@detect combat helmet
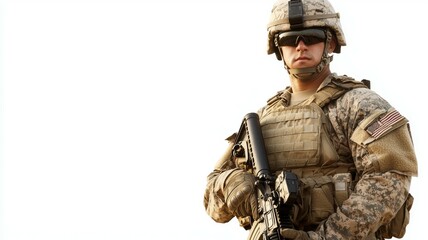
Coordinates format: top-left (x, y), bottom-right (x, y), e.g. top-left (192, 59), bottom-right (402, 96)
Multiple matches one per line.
top-left (267, 0), bottom-right (345, 79)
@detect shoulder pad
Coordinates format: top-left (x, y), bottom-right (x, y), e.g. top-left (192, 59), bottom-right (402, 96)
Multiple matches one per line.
top-left (267, 90), bottom-right (283, 105)
top-left (331, 75), bottom-right (369, 90)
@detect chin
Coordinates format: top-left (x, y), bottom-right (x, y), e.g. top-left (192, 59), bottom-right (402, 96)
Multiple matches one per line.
top-left (293, 63), bottom-right (315, 68)
top-left (293, 60), bottom-right (315, 67)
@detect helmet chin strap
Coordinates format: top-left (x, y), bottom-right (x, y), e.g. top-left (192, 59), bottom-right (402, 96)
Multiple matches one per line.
top-left (281, 30), bottom-right (334, 81)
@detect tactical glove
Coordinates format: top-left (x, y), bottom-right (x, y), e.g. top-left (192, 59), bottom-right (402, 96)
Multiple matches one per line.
top-left (215, 169), bottom-right (259, 220)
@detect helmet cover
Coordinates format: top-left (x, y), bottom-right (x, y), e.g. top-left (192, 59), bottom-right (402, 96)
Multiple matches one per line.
top-left (267, 0), bottom-right (346, 56)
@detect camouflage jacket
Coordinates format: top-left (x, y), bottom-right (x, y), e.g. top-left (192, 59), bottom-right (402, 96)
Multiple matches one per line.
top-left (204, 73), bottom-right (418, 239)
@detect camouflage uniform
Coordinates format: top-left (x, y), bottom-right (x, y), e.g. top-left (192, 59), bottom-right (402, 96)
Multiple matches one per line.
top-left (204, 0), bottom-right (417, 239)
top-left (204, 74), bottom-right (417, 239)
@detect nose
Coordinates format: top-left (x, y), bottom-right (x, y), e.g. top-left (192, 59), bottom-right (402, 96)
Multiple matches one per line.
top-left (295, 36), bottom-right (308, 51)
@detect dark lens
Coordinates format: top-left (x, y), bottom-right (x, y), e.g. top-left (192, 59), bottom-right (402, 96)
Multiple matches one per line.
top-left (277, 36), bottom-right (299, 47)
top-left (277, 33), bottom-right (325, 47)
top-left (302, 36), bottom-right (324, 45)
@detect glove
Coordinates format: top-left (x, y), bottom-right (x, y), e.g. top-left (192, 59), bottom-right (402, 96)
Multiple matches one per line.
top-left (280, 228), bottom-right (311, 240)
top-left (215, 169), bottom-right (259, 220)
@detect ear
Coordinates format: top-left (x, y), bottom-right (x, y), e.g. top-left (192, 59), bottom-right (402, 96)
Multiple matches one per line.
top-left (328, 38), bottom-right (337, 53)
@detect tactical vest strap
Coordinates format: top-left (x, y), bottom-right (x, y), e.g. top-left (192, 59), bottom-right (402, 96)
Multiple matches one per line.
top-left (265, 75), bottom-right (369, 109)
top-left (309, 76), bottom-right (369, 108)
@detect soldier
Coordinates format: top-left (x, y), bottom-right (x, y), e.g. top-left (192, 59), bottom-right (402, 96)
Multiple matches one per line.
top-left (203, 0), bottom-right (418, 239)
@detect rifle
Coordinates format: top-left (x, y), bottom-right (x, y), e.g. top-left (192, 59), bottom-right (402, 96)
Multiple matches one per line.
top-left (232, 113), bottom-right (299, 240)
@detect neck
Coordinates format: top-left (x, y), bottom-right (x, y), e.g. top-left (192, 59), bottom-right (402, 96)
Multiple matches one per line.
top-left (290, 67), bottom-right (331, 92)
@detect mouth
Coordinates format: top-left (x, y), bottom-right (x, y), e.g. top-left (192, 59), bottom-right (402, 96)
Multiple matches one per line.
top-left (295, 56), bottom-right (310, 61)
top-left (293, 56), bottom-right (312, 66)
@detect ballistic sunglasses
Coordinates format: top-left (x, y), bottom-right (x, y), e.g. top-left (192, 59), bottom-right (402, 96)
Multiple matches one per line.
top-left (276, 29), bottom-right (326, 47)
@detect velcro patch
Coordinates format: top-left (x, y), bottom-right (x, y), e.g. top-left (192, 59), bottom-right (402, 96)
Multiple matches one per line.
top-left (366, 109), bottom-right (404, 139)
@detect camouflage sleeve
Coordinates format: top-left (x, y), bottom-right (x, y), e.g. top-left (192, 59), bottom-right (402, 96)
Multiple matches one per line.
top-left (315, 172), bottom-right (411, 239)
top-left (315, 88), bottom-right (417, 239)
top-left (203, 134), bottom-right (237, 223)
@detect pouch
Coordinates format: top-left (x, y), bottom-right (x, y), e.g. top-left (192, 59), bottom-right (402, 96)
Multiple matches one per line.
top-left (294, 176), bottom-right (335, 226)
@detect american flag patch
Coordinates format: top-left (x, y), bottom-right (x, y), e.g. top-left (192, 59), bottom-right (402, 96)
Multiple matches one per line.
top-left (366, 110), bottom-right (404, 139)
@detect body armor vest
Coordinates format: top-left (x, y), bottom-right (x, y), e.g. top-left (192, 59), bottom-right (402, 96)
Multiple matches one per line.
top-left (259, 75), bottom-right (368, 228)
top-left (260, 75), bottom-right (367, 177)
top-left (260, 102), bottom-right (341, 175)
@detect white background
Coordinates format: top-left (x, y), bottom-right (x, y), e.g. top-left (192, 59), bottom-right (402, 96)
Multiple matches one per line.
top-left (1, 0), bottom-right (426, 239)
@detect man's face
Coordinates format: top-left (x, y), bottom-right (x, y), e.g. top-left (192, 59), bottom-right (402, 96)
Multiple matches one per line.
top-left (275, 29), bottom-right (336, 70)
top-left (280, 40), bottom-right (325, 70)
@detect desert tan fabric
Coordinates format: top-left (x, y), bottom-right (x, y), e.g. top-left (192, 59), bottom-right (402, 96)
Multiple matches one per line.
top-left (204, 73), bottom-right (417, 239)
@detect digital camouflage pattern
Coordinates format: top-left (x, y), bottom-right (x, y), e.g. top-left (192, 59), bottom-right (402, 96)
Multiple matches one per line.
top-left (267, 0), bottom-right (346, 55)
top-left (310, 172), bottom-right (410, 239)
top-left (204, 74), bottom-right (417, 239)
